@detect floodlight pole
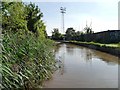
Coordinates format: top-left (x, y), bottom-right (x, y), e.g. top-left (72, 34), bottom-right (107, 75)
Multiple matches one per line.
top-left (60, 7), bottom-right (66, 41)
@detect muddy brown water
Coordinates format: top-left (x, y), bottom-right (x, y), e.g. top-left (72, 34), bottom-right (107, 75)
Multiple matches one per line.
top-left (44, 43), bottom-right (119, 88)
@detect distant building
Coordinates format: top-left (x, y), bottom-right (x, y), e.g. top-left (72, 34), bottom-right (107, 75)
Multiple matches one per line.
top-left (83, 30), bottom-right (120, 43)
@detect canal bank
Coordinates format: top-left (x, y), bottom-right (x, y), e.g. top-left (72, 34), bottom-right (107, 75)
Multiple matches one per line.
top-left (63, 41), bottom-right (120, 58)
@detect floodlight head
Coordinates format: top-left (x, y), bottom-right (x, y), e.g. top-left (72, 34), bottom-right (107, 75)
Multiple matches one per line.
top-left (60, 7), bottom-right (63, 10)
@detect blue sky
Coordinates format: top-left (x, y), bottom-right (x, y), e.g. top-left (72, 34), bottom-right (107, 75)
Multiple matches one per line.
top-left (23, 0), bottom-right (119, 35)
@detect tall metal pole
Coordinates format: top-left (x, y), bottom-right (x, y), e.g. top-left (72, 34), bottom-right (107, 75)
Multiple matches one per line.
top-left (118, 1), bottom-right (120, 30)
top-left (60, 7), bottom-right (66, 41)
top-left (62, 12), bottom-right (64, 35)
top-left (60, 7), bottom-right (66, 73)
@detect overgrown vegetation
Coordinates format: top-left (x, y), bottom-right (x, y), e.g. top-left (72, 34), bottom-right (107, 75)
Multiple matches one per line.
top-left (1, 1), bottom-right (55, 89)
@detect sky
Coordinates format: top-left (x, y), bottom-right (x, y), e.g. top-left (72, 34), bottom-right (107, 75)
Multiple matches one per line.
top-left (23, 0), bottom-right (119, 36)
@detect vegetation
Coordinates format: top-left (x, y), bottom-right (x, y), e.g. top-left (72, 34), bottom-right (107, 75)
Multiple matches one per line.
top-left (65, 28), bottom-right (76, 40)
top-left (1, 1), bottom-right (55, 89)
top-left (118, 42), bottom-right (120, 47)
top-left (70, 41), bottom-right (120, 48)
top-left (51, 26), bottom-right (120, 44)
top-left (52, 28), bottom-right (63, 40)
top-left (51, 27), bottom-right (93, 41)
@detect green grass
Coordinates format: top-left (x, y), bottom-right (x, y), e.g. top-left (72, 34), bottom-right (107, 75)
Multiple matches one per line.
top-left (2, 30), bottom-right (55, 89)
top-left (105, 44), bottom-right (119, 47)
top-left (70, 41), bottom-right (120, 48)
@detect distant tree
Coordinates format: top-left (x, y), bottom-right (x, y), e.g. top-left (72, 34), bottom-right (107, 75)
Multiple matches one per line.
top-left (74, 31), bottom-right (81, 41)
top-left (65, 27), bottom-right (76, 40)
top-left (52, 28), bottom-right (63, 40)
top-left (79, 32), bottom-right (85, 41)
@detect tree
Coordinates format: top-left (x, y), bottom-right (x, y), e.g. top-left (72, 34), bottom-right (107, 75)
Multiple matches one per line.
top-left (52, 28), bottom-right (62, 40)
top-left (25, 3), bottom-right (46, 38)
top-left (1, 2), bottom-right (47, 38)
top-left (2, 2), bottom-right (27, 32)
top-left (65, 27), bottom-right (76, 40)
top-left (74, 31), bottom-right (81, 41)
top-left (79, 32), bottom-right (85, 41)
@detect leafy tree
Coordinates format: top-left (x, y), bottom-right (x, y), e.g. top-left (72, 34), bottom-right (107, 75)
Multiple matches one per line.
top-left (74, 31), bottom-right (82, 41)
top-left (65, 27), bottom-right (76, 40)
top-left (25, 3), bottom-right (46, 38)
top-left (52, 28), bottom-right (63, 40)
top-left (1, 2), bottom-right (47, 38)
top-left (2, 2), bottom-right (27, 32)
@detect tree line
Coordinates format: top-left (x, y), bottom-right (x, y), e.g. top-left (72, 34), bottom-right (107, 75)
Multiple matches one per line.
top-left (51, 25), bottom-right (93, 41)
top-left (51, 27), bottom-right (120, 44)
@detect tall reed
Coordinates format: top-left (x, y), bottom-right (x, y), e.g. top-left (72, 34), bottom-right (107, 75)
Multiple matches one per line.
top-left (1, 30), bottom-right (55, 89)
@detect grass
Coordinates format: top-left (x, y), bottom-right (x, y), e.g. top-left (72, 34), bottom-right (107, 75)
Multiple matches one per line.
top-left (1, 30), bottom-right (56, 89)
top-left (105, 44), bottom-right (119, 47)
top-left (70, 41), bottom-right (120, 48)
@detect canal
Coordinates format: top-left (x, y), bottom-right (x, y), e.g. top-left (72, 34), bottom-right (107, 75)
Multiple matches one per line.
top-left (44, 43), bottom-right (119, 88)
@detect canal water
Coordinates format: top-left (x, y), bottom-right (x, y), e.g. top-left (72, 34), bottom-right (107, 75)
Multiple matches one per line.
top-left (44, 43), bottom-right (119, 88)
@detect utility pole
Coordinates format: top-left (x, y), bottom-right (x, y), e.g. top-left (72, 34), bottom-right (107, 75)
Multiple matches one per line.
top-left (117, 2), bottom-right (120, 88)
top-left (60, 7), bottom-right (66, 41)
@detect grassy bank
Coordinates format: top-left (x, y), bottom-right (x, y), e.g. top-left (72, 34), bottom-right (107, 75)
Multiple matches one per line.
top-left (2, 31), bottom-right (56, 89)
top-left (1, 2), bottom-right (56, 89)
top-left (65, 41), bottom-right (120, 57)
top-left (69, 41), bottom-right (120, 48)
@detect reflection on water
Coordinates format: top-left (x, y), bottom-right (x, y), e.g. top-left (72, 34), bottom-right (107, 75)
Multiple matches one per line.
top-left (44, 43), bottom-right (118, 88)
